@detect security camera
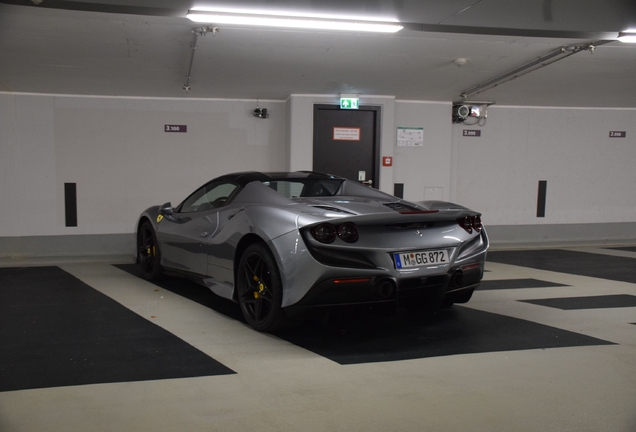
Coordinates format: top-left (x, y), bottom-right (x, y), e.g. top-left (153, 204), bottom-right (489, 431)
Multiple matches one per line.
top-left (452, 104), bottom-right (471, 122)
top-left (253, 108), bottom-right (269, 119)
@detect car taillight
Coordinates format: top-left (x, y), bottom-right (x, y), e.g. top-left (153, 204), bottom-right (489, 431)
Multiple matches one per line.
top-left (337, 222), bottom-right (359, 243)
top-left (458, 215), bottom-right (483, 234)
top-left (473, 215), bottom-right (482, 232)
top-left (310, 222), bottom-right (359, 244)
top-left (458, 216), bottom-right (473, 233)
top-left (311, 223), bottom-right (337, 243)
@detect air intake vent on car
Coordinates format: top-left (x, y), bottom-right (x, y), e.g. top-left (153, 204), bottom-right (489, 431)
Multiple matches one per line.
top-left (384, 202), bottom-right (440, 215)
top-left (384, 202), bottom-right (418, 212)
top-left (310, 205), bottom-right (356, 215)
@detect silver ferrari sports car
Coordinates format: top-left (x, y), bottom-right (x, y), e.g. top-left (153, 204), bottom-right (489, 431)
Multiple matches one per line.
top-left (136, 171), bottom-right (488, 332)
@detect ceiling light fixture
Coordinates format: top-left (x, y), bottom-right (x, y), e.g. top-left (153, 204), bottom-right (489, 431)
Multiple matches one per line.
top-left (617, 31), bottom-right (636, 43)
top-left (186, 10), bottom-right (403, 33)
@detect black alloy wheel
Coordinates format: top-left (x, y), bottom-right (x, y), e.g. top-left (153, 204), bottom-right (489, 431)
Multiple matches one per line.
top-left (237, 243), bottom-right (289, 332)
top-left (138, 221), bottom-right (163, 280)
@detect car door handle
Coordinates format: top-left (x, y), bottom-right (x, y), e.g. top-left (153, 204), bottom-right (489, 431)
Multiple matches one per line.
top-left (200, 231), bottom-right (209, 238)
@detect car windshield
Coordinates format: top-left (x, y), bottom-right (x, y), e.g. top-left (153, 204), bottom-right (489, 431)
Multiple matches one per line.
top-left (262, 179), bottom-right (343, 198)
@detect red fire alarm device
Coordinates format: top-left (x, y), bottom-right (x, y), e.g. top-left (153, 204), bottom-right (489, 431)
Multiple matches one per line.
top-left (382, 156), bottom-right (393, 167)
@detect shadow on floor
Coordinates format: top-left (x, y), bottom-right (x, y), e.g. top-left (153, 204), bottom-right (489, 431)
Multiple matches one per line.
top-left (116, 264), bottom-right (615, 365)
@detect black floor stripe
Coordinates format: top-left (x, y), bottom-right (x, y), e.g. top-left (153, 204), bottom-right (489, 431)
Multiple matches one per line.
top-left (480, 278), bottom-right (569, 290)
top-left (521, 294), bottom-right (636, 310)
top-left (0, 267), bottom-right (235, 393)
top-left (115, 264), bottom-right (245, 322)
top-left (609, 247), bottom-right (636, 253)
top-left (488, 249), bottom-right (636, 284)
top-left (117, 265), bottom-right (614, 366)
top-left (276, 307), bottom-right (614, 365)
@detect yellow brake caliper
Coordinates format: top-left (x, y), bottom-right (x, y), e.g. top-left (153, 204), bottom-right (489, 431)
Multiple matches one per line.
top-left (253, 275), bottom-right (265, 299)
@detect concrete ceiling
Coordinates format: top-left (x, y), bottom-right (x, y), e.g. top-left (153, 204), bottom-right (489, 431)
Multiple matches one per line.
top-left (1, 0), bottom-right (635, 107)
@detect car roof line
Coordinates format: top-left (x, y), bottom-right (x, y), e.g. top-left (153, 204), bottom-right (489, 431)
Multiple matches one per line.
top-left (217, 171), bottom-right (344, 186)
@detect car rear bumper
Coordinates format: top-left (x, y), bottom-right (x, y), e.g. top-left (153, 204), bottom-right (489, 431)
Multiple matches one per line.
top-left (283, 264), bottom-right (482, 318)
top-left (270, 227), bottom-right (488, 309)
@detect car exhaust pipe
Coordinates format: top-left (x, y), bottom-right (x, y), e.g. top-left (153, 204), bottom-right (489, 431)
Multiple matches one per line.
top-left (450, 270), bottom-right (465, 288)
top-left (374, 279), bottom-right (395, 298)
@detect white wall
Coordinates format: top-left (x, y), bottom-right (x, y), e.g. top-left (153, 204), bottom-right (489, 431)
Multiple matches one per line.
top-left (2, 92), bottom-right (635, 253)
top-left (453, 106), bottom-right (636, 226)
top-left (0, 94), bottom-right (58, 238)
top-left (393, 101), bottom-right (452, 202)
top-left (0, 93), bottom-right (287, 237)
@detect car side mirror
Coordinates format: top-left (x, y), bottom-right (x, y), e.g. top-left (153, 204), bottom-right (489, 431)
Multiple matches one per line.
top-left (159, 202), bottom-right (179, 222)
top-left (159, 202), bottom-right (174, 216)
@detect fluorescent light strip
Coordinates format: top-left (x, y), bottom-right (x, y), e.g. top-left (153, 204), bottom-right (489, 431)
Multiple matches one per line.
top-left (617, 31), bottom-right (636, 43)
top-left (186, 10), bottom-right (403, 33)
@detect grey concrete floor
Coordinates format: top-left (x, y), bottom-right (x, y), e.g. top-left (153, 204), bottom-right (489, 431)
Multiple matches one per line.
top-left (1, 247), bottom-right (635, 432)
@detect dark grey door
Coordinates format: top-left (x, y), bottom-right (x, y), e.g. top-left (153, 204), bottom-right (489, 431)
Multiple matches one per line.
top-left (313, 105), bottom-right (380, 186)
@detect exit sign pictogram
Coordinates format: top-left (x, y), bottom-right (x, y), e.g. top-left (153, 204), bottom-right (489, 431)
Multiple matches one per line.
top-left (340, 98), bottom-right (359, 109)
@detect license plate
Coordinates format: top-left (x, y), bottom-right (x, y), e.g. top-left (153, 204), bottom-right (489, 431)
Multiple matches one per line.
top-left (394, 249), bottom-right (449, 269)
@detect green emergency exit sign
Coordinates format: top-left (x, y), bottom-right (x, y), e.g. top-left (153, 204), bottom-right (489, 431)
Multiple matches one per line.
top-left (340, 97), bottom-right (359, 109)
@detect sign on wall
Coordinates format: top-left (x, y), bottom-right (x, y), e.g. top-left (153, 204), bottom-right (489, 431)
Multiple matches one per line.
top-left (396, 127), bottom-right (424, 147)
top-left (340, 97), bottom-right (359, 109)
top-left (165, 125), bottom-right (187, 133)
top-left (462, 129), bottom-right (481, 137)
top-left (333, 127), bottom-right (361, 141)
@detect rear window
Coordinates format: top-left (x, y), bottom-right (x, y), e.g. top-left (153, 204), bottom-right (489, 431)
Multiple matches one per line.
top-left (262, 179), bottom-right (343, 198)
